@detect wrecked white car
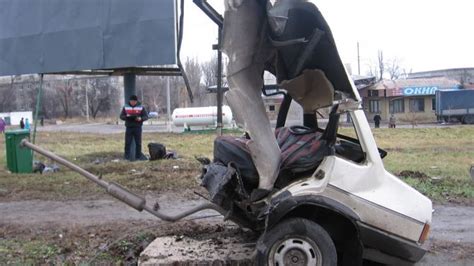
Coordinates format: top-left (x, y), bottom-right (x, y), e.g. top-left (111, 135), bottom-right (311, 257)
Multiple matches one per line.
top-left (21, 1), bottom-right (432, 265)
top-left (201, 0), bottom-right (433, 265)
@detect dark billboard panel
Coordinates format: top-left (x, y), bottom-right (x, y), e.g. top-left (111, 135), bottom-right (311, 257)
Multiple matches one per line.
top-left (0, 0), bottom-right (176, 76)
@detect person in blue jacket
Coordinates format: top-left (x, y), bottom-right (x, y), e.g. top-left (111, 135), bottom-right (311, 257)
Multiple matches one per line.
top-left (25, 118), bottom-right (31, 131)
top-left (120, 95), bottom-right (148, 161)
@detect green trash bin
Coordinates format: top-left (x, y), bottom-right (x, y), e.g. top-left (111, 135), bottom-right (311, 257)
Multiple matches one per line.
top-left (5, 130), bottom-right (33, 173)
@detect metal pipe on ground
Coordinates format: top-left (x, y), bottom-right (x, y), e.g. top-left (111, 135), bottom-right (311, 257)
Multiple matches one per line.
top-left (20, 139), bottom-right (225, 222)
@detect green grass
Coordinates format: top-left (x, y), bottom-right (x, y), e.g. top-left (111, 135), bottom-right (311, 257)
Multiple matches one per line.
top-left (0, 132), bottom-right (222, 201)
top-left (0, 127), bottom-right (473, 264)
top-left (370, 127), bottom-right (474, 181)
top-left (403, 177), bottom-right (474, 201)
top-left (0, 239), bottom-right (60, 264)
top-left (340, 126), bottom-right (474, 202)
top-left (0, 127), bottom-right (473, 202)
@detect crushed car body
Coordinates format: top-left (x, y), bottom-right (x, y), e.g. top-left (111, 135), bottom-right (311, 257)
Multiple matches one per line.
top-left (19, 1), bottom-right (433, 264)
top-left (200, 0), bottom-right (433, 264)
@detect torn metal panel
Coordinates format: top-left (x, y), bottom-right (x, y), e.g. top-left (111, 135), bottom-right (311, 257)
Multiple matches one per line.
top-left (225, 77), bottom-right (281, 191)
top-left (280, 69), bottom-right (335, 112)
top-left (223, 0), bottom-right (281, 191)
top-left (222, 0), bottom-right (270, 77)
top-left (221, 0), bottom-right (366, 192)
top-left (201, 163), bottom-right (236, 206)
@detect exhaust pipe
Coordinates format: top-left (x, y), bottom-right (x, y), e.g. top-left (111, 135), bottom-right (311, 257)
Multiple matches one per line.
top-left (21, 139), bottom-right (225, 222)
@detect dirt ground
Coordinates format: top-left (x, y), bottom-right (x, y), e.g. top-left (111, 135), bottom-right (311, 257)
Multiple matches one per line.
top-left (0, 191), bottom-right (228, 264)
top-left (1, 191), bottom-right (473, 265)
top-left (0, 128), bottom-right (472, 264)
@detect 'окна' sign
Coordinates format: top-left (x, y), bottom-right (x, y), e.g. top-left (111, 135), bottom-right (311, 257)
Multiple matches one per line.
top-left (403, 86), bottom-right (438, 96)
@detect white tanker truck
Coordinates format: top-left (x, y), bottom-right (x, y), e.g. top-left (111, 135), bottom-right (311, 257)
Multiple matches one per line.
top-left (171, 106), bottom-right (233, 130)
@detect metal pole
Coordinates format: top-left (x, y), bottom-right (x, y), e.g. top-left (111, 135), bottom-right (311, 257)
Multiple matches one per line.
top-left (85, 83), bottom-right (90, 122)
top-left (166, 77), bottom-right (172, 132)
top-left (32, 74), bottom-right (44, 145)
top-left (193, 0), bottom-right (224, 135)
top-left (216, 28), bottom-right (223, 136)
top-left (20, 139), bottom-right (225, 222)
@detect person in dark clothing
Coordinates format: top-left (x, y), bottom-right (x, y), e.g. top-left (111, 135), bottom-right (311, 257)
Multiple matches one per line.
top-left (120, 95), bottom-right (148, 161)
top-left (373, 114), bottom-right (382, 128)
top-left (19, 117), bottom-right (25, 129)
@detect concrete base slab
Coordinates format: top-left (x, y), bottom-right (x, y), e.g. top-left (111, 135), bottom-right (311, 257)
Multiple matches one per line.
top-left (139, 235), bottom-right (256, 265)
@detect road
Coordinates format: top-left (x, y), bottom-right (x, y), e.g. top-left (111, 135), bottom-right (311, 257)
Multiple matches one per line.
top-left (1, 196), bottom-right (472, 265)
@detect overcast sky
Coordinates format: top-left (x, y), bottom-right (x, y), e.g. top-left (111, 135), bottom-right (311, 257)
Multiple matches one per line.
top-left (181, 0), bottom-right (474, 75)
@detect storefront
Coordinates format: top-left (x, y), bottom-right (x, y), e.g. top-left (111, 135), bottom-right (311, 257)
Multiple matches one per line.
top-left (361, 78), bottom-right (460, 123)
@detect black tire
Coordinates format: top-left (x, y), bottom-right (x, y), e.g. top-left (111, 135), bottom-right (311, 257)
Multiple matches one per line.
top-left (256, 218), bottom-right (337, 266)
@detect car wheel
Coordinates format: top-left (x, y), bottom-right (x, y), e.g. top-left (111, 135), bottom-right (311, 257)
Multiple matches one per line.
top-left (256, 218), bottom-right (337, 266)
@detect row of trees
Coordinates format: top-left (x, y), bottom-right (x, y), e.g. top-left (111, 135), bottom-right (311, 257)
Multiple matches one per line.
top-left (0, 57), bottom-right (221, 120)
top-left (134, 56), bottom-right (221, 116)
top-left (366, 50), bottom-right (412, 81)
top-left (0, 75), bottom-right (122, 119)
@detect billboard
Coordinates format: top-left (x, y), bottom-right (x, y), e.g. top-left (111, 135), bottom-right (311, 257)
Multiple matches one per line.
top-left (0, 0), bottom-right (176, 76)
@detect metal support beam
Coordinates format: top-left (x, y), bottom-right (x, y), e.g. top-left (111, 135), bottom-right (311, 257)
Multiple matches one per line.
top-left (193, 0), bottom-right (223, 28)
top-left (215, 29), bottom-right (223, 136)
top-left (194, 0), bottom-right (224, 135)
top-left (32, 74), bottom-right (44, 145)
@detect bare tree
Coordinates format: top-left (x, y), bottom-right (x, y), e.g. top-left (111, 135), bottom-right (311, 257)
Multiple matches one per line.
top-left (201, 56), bottom-right (218, 89)
top-left (199, 57), bottom-right (222, 107)
top-left (366, 61), bottom-right (379, 79)
top-left (56, 80), bottom-right (74, 119)
top-left (184, 57), bottom-right (205, 107)
top-left (40, 86), bottom-right (62, 119)
top-left (377, 50), bottom-right (385, 81)
top-left (367, 51), bottom-right (407, 81)
top-left (86, 79), bottom-right (111, 119)
top-left (0, 76), bottom-right (17, 112)
top-left (387, 58), bottom-right (401, 80)
top-left (138, 75), bottom-right (185, 115)
top-left (137, 76), bottom-right (168, 113)
top-left (71, 78), bottom-right (120, 119)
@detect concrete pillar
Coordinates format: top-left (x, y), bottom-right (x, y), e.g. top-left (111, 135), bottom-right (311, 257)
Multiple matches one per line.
top-left (124, 73), bottom-right (136, 160)
top-left (124, 73), bottom-right (136, 103)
